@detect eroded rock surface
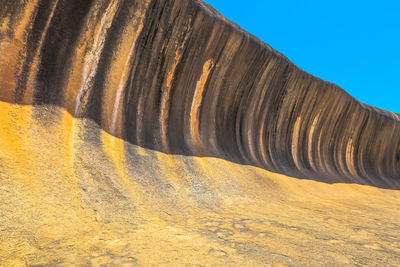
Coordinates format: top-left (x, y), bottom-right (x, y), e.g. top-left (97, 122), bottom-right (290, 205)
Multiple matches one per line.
top-left (0, 0), bottom-right (399, 265)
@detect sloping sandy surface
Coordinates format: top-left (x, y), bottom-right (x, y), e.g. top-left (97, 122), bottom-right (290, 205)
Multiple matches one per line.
top-left (1, 102), bottom-right (399, 266)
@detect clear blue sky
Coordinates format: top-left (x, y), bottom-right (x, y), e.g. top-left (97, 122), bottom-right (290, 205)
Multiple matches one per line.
top-left (205, 0), bottom-right (400, 113)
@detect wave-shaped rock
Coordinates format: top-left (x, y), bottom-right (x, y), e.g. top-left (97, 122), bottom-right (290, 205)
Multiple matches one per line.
top-left (2, 0), bottom-right (400, 265)
top-left (1, 0), bottom-right (399, 187)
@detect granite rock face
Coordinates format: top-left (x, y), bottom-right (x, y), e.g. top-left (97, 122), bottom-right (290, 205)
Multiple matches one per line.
top-left (1, 0), bottom-right (400, 265)
top-left (1, 0), bottom-right (399, 187)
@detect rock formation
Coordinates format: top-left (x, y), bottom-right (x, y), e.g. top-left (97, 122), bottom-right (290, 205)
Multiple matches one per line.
top-left (1, 0), bottom-right (399, 187)
top-left (1, 0), bottom-right (399, 265)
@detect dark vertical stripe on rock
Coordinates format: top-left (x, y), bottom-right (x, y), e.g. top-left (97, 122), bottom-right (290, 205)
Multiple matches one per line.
top-left (34, 0), bottom-right (94, 106)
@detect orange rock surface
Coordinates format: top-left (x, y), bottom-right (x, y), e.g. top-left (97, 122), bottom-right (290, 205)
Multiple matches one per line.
top-left (0, 102), bottom-right (399, 265)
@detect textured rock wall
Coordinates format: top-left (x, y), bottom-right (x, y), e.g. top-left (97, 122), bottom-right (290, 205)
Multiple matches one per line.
top-left (0, 0), bottom-right (399, 187)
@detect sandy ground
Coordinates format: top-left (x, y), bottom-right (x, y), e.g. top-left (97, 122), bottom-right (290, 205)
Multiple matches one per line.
top-left (0, 101), bottom-right (399, 266)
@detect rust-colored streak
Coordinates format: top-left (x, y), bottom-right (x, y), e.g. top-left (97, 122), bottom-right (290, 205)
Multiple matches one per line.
top-left (346, 138), bottom-right (358, 177)
top-left (189, 58), bottom-right (214, 153)
top-left (292, 116), bottom-right (302, 171)
top-left (308, 114), bottom-right (319, 172)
